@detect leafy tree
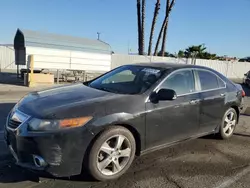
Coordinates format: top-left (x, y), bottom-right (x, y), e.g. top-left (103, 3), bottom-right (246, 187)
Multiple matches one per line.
top-left (178, 44), bottom-right (219, 60)
top-left (157, 51), bottom-right (176, 57)
top-left (184, 44), bottom-right (206, 58)
top-left (177, 50), bottom-right (184, 58)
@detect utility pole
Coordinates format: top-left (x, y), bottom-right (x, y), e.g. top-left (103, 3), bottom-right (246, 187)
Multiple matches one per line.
top-left (127, 40), bottom-right (130, 55)
top-left (97, 32), bottom-right (101, 40)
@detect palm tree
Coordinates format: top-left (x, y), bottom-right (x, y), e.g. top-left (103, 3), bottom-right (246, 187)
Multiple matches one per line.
top-left (184, 44), bottom-right (207, 58)
top-left (137, 0), bottom-right (142, 55)
top-left (141, 0), bottom-right (146, 54)
top-left (154, 0), bottom-right (176, 56)
top-left (177, 50), bottom-right (184, 58)
top-left (148, 0), bottom-right (161, 56)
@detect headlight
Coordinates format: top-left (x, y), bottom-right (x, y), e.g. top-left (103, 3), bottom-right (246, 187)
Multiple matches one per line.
top-left (28, 116), bottom-right (92, 131)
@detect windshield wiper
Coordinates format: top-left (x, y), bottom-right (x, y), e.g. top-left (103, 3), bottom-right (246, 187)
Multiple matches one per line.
top-left (99, 87), bottom-right (123, 94)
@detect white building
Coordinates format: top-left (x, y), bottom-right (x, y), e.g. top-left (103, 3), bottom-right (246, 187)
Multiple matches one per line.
top-left (13, 29), bottom-right (112, 72)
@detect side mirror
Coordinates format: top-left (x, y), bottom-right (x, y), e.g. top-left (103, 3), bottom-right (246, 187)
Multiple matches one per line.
top-left (157, 88), bottom-right (177, 101)
top-left (244, 73), bottom-right (247, 76)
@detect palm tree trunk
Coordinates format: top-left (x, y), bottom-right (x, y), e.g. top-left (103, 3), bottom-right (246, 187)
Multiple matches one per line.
top-left (153, 1), bottom-right (169, 56)
top-left (148, 0), bottom-right (160, 56)
top-left (141, 0), bottom-right (146, 55)
top-left (160, 0), bottom-right (171, 56)
top-left (137, 0), bottom-right (142, 55)
top-left (160, 18), bottom-right (169, 56)
top-left (154, 0), bottom-right (175, 56)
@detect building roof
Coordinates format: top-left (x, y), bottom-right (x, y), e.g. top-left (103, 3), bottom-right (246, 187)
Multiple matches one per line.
top-left (14, 28), bottom-right (111, 54)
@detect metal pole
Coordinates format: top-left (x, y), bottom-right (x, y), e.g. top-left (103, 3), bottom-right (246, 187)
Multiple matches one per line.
top-left (17, 65), bottom-right (19, 78)
top-left (57, 69), bottom-right (59, 84)
top-left (29, 55), bottom-right (34, 87)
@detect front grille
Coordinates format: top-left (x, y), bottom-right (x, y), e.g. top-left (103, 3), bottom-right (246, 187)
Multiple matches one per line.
top-left (8, 119), bottom-right (22, 129)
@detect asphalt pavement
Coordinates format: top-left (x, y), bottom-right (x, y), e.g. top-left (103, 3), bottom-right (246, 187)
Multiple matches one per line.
top-left (0, 84), bottom-right (250, 188)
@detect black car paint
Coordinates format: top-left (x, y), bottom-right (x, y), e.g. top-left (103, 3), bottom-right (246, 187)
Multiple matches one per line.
top-left (4, 63), bottom-right (242, 177)
top-left (145, 91), bottom-right (200, 148)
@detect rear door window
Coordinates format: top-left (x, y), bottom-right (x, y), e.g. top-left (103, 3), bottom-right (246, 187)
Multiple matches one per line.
top-left (197, 70), bottom-right (222, 91)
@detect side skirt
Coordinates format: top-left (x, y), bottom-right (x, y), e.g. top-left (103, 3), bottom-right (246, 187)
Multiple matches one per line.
top-left (140, 131), bottom-right (216, 156)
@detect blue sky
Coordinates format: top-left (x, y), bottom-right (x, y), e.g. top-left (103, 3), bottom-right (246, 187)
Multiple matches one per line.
top-left (0, 0), bottom-right (249, 57)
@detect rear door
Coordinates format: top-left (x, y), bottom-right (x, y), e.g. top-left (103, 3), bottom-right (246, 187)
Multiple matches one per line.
top-left (195, 69), bottom-right (227, 133)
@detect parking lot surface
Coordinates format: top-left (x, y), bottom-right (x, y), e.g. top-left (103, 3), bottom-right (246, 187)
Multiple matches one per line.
top-left (0, 84), bottom-right (250, 188)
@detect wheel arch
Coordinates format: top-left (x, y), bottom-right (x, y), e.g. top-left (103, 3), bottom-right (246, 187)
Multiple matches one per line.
top-left (230, 105), bottom-right (240, 124)
top-left (114, 123), bottom-right (142, 156)
top-left (92, 124), bottom-right (142, 156)
top-left (82, 123), bottom-right (142, 172)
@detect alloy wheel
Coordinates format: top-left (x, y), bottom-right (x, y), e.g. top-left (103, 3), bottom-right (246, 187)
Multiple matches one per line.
top-left (223, 111), bottom-right (236, 136)
top-left (96, 135), bottom-right (132, 176)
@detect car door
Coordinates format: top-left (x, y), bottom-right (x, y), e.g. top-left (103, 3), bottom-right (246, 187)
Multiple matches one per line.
top-left (194, 69), bottom-right (227, 133)
top-left (145, 69), bottom-right (200, 149)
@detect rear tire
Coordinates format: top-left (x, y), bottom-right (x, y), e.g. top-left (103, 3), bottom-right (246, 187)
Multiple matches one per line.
top-left (87, 126), bottom-right (136, 181)
top-left (218, 108), bottom-right (237, 139)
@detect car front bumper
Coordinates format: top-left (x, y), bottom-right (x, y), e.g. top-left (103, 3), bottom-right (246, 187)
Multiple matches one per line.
top-left (4, 121), bottom-right (95, 177)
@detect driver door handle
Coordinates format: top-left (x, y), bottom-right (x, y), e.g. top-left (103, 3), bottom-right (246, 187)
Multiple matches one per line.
top-left (220, 93), bottom-right (226, 97)
top-left (189, 99), bottom-right (200, 105)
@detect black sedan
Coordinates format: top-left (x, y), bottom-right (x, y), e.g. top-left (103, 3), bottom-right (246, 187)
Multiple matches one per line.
top-left (4, 63), bottom-right (243, 181)
top-left (243, 70), bottom-right (250, 87)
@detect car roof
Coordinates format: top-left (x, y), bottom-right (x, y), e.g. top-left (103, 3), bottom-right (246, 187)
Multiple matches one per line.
top-left (127, 62), bottom-right (212, 71)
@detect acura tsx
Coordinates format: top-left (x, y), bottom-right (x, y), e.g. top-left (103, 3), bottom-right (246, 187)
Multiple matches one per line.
top-left (4, 63), bottom-right (244, 181)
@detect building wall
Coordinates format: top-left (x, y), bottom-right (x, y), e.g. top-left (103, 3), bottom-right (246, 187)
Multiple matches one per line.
top-left (26, 46), bottom-right (111, 71)
top-left (1, 46), bottom-right (249, 81)
top-left (111, 54), bottom-right (250, 80)
top-left (0, 46), bottom-right (26, 71)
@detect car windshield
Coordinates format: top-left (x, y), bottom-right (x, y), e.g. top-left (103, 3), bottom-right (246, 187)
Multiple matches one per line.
top-left (88, 65), bottom-right (166, 94)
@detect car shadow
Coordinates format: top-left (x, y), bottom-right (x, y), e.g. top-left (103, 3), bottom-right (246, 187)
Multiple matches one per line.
top-left (0, 161), bottom-right (98, 184)
top-left (0, 135), bottom-right (250, 187)
top-left (0, 162), bottom-right (40, 183)
top-left (233, 133), bottom-right (250, 138)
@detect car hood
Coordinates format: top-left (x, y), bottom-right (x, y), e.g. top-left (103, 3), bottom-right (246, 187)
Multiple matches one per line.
top-left (17, 83), bottom-right (117, 118)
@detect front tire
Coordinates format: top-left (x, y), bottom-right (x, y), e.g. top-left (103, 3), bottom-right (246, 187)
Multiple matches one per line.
top-left (218, 108), bottom-right (237, 139)
top-left (87, 126), bottom-right (136, 181)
